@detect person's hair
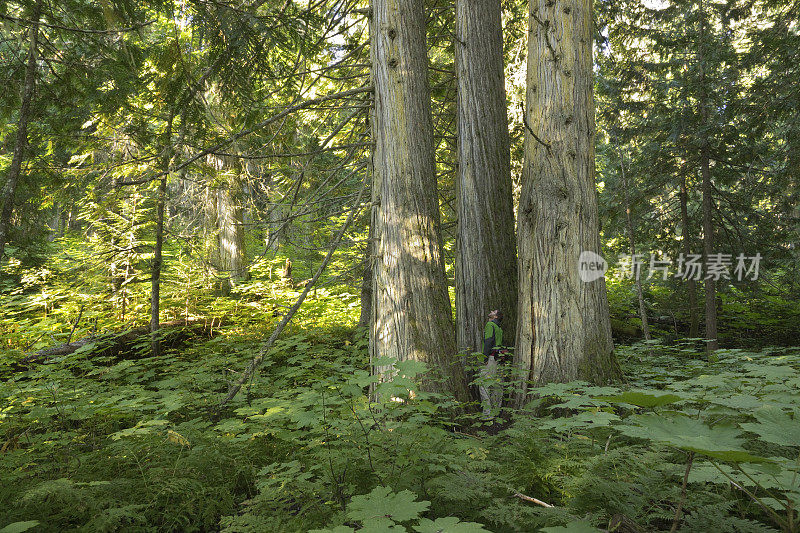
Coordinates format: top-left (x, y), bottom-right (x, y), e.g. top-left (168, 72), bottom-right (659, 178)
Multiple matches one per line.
top-left (489, 309), bottom-right (503, 319)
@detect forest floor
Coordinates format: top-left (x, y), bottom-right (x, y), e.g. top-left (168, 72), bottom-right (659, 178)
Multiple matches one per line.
top-left (1, 244), bottom-right (799, 532)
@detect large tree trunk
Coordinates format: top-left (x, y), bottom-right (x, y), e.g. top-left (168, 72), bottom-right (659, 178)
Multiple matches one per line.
top-left (454, 0), bottom-right (518, 360)
top-left (516, 0), bottom-right (620, 399)
top-left (370, 0), bottom-right (467, 400)
top-left (700, 150), bottom-right (718, 352)
top-left (679, 171), bottom-right (700, 337)
top-left (0, 0), bottom-right (43, 268)
top-left (217, 178), bottom-right (248, 284)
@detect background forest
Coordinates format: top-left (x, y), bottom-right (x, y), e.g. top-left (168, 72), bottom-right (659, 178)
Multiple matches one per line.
top-left (1, 0), bottom-right (798, 531)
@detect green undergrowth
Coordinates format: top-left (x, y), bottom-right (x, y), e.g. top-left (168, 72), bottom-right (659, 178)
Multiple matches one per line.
top-left (0, 235), bottom-right (360, 362)
top-left (2, 241), bottom-right (800, 532)
top-left (3, 332), bottom-right (799, 531)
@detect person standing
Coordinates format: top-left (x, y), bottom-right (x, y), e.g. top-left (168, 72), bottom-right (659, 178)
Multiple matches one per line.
top-left (479, 309), bottom-right (505, 419)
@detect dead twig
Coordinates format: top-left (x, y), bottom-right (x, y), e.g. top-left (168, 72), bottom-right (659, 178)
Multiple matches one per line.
top-left (513, 492), bottom-right (554, 508)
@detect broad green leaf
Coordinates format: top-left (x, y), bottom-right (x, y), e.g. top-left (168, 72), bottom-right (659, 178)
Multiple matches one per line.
top-left (373, 356), bottom-right (397, 367)
top-left (595, 391), bottom-right (683, 408)
top-left (548, 397), bottom-right (609, 410)
top-left (618, 414), bottom-right (769, 462)
top-left (688, 462), bottom-right (736, 485)
top-left (109, 419), bottom-right (169, 440)
top-left (360, 518), bottom-right (406, 532)
top-left (347, 486), bottom-right (430, 524)
top-left (413, 516), bottom-right (491, 532)
top-left (742, 364), bottom-right (798, 381)
top-left (0, 522), bottom-right (40, 533)
top-left (740, 407), bottom-right (800, 447)
top-left (707, 394), bottom-right (765, 411)
top-left (395, 359), bottom-right (428, 379)
top-left (539, 411), bottom-right (620, 432)
top-left (760, 495), bottom-right (800, 511)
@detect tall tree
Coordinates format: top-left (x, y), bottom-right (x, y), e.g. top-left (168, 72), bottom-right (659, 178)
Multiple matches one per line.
top-left (616, 143), bottom-right (651, 340)
top-left (679, 169), bottom-right (701, 337)
top-left (594, 0), bottom-right (795, 346)
top-left (205, 154), bottom-right (249, 294)
top-left (516, 0), bottom-right (620, 396)
top-left (0, 0), bottom-right (43, 267)
top-left (370, 0), bottom-right (467, 399)
top-left (697, 1), bottom-right (718, 354)
top-left (151, 115), bottom-right (172, 357)
top-left (454, 0), bottom-right (518, 359)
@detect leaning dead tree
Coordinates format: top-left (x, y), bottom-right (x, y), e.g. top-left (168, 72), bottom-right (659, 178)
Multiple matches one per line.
top-left (217, 177), bottom-right (368, 410)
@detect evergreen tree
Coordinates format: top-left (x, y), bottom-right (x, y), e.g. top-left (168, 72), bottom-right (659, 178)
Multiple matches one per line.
top-left (370, 0), bottom-right (467, 399)
top-left (516, 0), bottom-right (621, 394)
top-left (454, 0), bottom-right (518, 362)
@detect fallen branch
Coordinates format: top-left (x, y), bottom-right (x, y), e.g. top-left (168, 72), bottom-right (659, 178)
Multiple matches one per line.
top-left (21, 319), bottom-right (218, 364)
top-left (513, 492), bottom-right (554, 508)
top-left (216, 175), bottom-right (369, 411)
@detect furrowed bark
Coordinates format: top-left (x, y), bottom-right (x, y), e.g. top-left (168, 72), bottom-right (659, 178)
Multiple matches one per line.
top-left (370, 0), bottom-right (467, 400)
top-left (516, 0), bottom-right (621, 401)
top-left (0, 0), bottom-right (43, 268)
top-left (454, 0), bottom-right (518, 360)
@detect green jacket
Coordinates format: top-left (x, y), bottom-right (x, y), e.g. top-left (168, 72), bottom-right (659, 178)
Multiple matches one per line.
top-left (483, 320), bottom-right (503, 356)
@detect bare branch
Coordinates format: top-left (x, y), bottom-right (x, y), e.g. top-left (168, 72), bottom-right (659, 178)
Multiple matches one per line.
top-left (513, 492), bottom-right (554, 508)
